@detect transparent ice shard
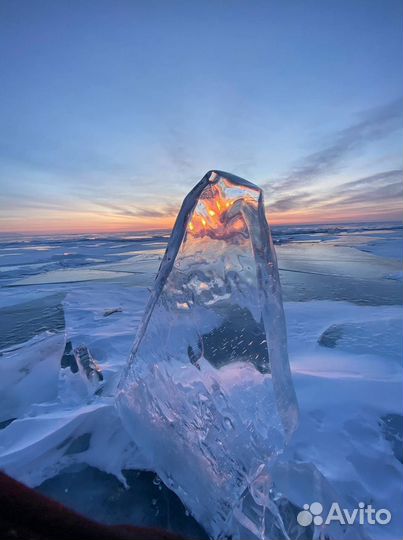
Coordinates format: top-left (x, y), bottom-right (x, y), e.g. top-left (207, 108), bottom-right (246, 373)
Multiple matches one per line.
top-left (116, 171), bottom-right (299, 539)
top-left (73, 345), bottom-right (103, 384)
top-left (59, 343), bottom-right (103, 404)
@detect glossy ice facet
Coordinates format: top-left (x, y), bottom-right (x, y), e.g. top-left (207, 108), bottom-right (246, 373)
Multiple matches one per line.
top-left (116, 170), bottom-right (298, 539)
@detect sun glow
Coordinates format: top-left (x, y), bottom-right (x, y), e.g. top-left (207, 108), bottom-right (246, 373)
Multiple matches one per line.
top-left (185, 179), bottom-right (258, 239)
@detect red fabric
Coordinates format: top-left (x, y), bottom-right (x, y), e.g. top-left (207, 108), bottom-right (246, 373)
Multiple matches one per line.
top-left (0, 471), bottom-right (185, 540)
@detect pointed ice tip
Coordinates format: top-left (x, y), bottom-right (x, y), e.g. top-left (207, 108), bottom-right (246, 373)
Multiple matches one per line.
top-left (205, 170), bottom-right (261, 192)
top-left (207, 170), bottom-right (218, 182)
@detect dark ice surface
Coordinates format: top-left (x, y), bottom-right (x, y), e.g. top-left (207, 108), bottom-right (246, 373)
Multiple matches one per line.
top-left (0, 293), bottom-right (65, 350)
top-left (37, 465), bottom-right (208, 539)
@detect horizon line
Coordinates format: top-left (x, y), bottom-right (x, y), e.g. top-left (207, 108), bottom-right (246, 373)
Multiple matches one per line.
top-left (1, 217), bottom-right (402, 237)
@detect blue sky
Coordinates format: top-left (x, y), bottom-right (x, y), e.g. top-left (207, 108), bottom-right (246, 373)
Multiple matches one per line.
top-left (0, 0), bottom-right (402, 232)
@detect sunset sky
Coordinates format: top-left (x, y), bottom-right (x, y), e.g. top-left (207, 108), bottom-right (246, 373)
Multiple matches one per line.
top-left (0, 0), bottom-right (402, 234)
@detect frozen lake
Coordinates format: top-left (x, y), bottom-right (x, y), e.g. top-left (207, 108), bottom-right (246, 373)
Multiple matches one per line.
top-left (0, 221), bottom-right (402, 539)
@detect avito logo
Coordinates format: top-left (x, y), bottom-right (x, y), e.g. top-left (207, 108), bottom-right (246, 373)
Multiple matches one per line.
top-left (297, 502), bottom-right (391, 527)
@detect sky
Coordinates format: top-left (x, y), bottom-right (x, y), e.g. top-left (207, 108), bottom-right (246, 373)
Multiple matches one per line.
top-left (0, 0), bottom-right (402, 234)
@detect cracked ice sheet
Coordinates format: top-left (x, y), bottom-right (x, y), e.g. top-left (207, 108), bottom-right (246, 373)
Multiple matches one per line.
top-left (0, 281), bottom-right (151, 486)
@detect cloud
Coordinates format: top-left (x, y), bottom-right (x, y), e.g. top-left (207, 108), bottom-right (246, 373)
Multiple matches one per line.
top-left (260, 98), bottom-right (403, 221)
top-left (269, 192), bottom-right (325, 212)
top-left (335, 169), bottom-right (402, 192)
top-left (263, 98), bottom-right (402, 192)
top-left (94, 201), bottom-right (180, 220)
top-left (329, 169), bottom-right (403, 205)
top-left (267, 168), bottom-right (403, 215)
top-left (336, 182), bottom-right (402, 206)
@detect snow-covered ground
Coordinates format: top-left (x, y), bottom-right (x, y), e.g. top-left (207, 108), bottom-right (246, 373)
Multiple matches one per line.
top-left (0, 222), bottom-right (402, 539)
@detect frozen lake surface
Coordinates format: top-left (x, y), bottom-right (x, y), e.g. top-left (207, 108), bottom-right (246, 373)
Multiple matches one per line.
top-left (0, 221), bottom-right (402, 539)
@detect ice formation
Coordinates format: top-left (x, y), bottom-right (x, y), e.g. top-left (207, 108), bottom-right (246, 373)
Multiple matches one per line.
top-left (116, 171), bottom-right (299, 539)
top-left (0, 332), bottom-right (65, 423)
top-left (59, 343), bottom-right (104, 405)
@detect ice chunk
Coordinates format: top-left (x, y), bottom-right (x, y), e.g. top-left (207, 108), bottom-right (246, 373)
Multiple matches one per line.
top-left (318, 319), bottom-right (403, 362)
top-left (0, 402), bottom-right (143, 488)
top-left (73, 345), bottom-right (103, 383)
top-left (0, 332), bottom-right (65, 423)
top-left (59, 344), bottom-right (103, 404)
top-left (103, 307), bottom-right (123, 317)
top-left (116, 171), bottom-right (298, 539)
